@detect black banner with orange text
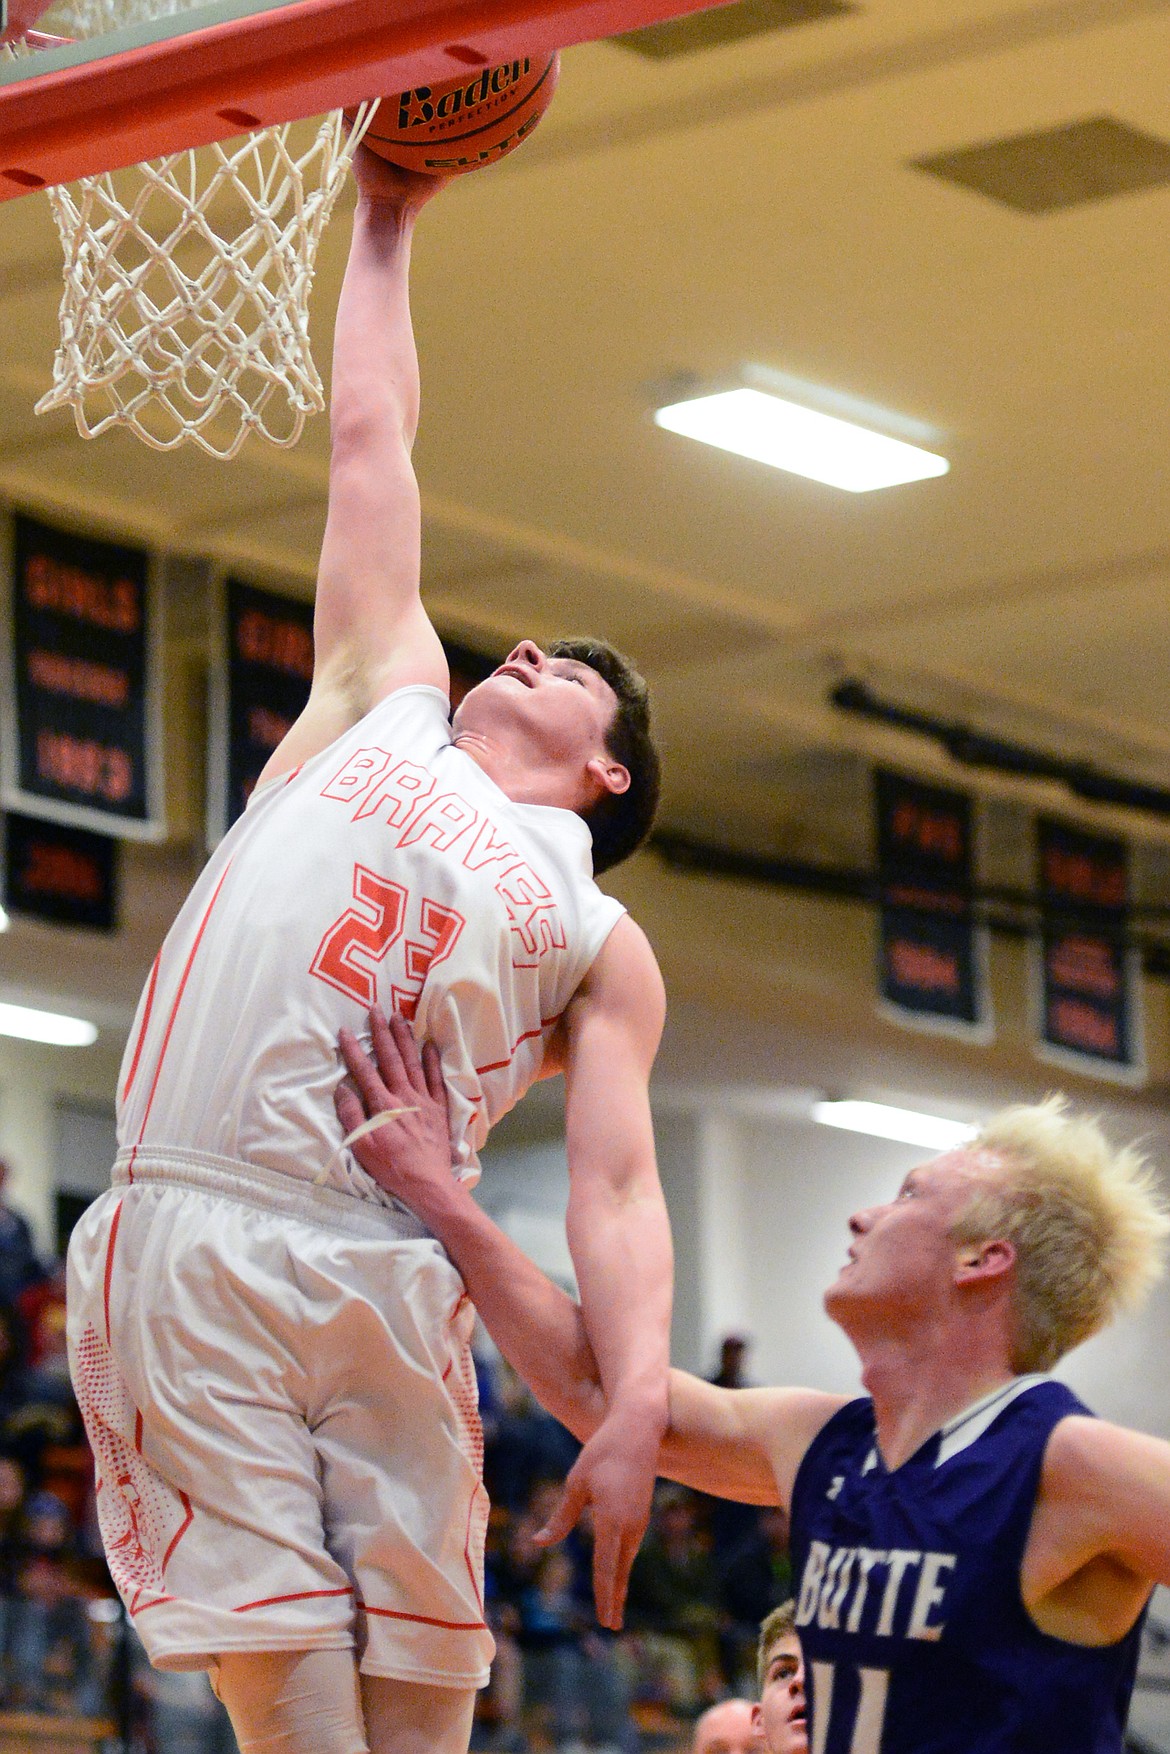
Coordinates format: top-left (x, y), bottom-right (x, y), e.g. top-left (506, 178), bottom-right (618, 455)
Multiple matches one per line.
top-left (3, 514), bottom-right (161, 836)
top-left (1035, 818), bottom-right (1142, 1080)
top-left (213, 578), bottom-right (315, 838)
top-left (874, 769), bottom-right (990, 1039)
top-left (2, 812), bottom-right (119, 932)
top-left (209, 582), bottom-right (501, 842)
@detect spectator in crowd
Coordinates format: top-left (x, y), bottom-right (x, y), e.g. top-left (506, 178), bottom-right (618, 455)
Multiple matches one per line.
top-left (0, 1159), bottom-right (43, 1310)
top-left (690, 1697), bottom-right (761, 1754)
top-left (625, 1484), bottom-right (723, 1715)
top-left (484, 1361), bottom-right (582, 1513)
top-left (717, 1506), bottom-right (792, 1687)
top-left (751, 1603), bottom-right (806, 1754)
top-left (4, 1552), bottom-right (102, 1714)
top-left (709, 1336), bottom-right (752, 1392)
top-left (703, 1337), bottom-right (763, 1581)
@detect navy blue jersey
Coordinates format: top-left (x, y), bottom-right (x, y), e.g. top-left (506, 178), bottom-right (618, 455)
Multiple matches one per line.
top-left (790, 1377), bottom-right (1145, 1753)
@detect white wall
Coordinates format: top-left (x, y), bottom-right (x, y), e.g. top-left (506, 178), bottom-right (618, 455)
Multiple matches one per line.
top-left (0, 1032), bottom-right (123, 1255)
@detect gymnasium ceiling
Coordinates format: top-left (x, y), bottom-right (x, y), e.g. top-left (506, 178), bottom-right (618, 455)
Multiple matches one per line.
top-left (2, 0), bottom-right (1170, 1087)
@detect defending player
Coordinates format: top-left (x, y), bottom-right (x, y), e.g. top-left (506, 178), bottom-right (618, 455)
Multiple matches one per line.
top-left (65, 146), bottom-right (672, 1754)
top-left (754, 1603), bottom-right (807, 1754)
top-left (337, 1019), bottom-right (1170, 1753)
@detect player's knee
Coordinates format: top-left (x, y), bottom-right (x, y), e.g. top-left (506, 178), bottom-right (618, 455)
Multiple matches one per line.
top-left (360, 1675), bottom-right (476, 1754)
top-left (213, 1648), bottom-right (369, 1754)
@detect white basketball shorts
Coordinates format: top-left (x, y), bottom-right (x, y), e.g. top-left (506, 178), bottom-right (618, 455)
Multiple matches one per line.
top-left (66, 1150), bottom-right (494, 1686)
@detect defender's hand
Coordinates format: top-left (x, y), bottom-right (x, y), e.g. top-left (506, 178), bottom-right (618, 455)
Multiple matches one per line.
top-left (335, 1008), bottom-right (454, 1210)
top-left (536, 1403), bottom-right (661, 1629)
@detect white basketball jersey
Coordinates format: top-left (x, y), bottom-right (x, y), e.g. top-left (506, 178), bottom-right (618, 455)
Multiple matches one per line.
top-left (117, 685), bottom-right (626, 1195)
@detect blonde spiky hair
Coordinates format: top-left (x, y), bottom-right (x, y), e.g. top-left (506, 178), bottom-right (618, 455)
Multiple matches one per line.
top-left (953, 1095), bottom-right (1170, 1372)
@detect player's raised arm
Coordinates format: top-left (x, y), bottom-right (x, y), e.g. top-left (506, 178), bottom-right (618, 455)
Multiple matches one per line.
top-left (259, 148), bottom-right (449, 786)
top-left (1030, 1415), bottom-right (1170, 1637)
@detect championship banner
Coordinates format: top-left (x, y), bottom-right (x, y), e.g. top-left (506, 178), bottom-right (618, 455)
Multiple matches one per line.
top-left (2, 514), bottom-right (163, 837)
top-left (208, 578), bottom-right (315, 840)
top-left (2, 812), bottom-right (119, 933)
top-left (1034, 818), bottom-right (1143, 1081)
top-left (208, 580), bottom-right (501, 842)
top-left (874, 769), bottom-right (990, 1039)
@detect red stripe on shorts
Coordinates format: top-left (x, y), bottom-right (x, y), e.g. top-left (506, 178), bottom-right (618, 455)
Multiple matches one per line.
top-left (357, 1600), bottom-right (487, 1631)
top-left (232, 1586), bottom-right (353, 1613)
top-left (127, 860), bottom-right (233, 1179)
top-left (130, 1594), bottom-right (176, 1617)
top-left (464, 1486), bottom-right (486, 1616)
top-left (103, 1199), bottom-right (124, 1343)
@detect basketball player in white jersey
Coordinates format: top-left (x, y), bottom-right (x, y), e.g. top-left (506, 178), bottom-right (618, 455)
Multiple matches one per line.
top-left (336, 1025), bottom-right (1170, 1753)
top-left (66, 145), bottom-right (672, 1754)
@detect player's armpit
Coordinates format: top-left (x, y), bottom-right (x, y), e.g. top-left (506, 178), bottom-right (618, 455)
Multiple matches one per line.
top-left (1037, 1416), bottom-right (1170, 1590)
top-left (659, 1377), bottom-right (846, 1511)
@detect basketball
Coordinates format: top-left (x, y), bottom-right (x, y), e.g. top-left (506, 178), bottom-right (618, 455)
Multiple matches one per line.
top-left (355, 53), bottom-right (559, 177)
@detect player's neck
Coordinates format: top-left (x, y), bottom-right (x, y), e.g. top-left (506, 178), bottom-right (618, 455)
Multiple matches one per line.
top-left (453, 728), bottom-right (583, 812)
top-left (857, 1326), bottom-right (1016, 1471)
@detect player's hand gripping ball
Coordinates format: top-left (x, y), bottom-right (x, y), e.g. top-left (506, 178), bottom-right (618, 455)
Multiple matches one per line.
top-left (351, 53), bottom-right (559, 177)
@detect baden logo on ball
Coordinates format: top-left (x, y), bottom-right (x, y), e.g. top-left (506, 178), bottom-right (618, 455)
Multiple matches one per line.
top-left (354, 53), bottom-right (559, 175)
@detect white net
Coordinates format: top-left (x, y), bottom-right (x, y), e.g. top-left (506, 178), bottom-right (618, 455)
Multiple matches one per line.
top-left (12, 0), bottom-right (376, 458)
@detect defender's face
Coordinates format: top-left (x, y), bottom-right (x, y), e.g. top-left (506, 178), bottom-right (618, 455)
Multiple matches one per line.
top-left (453, 639), bottom-right (618, 770)
top-left (824, 1148), bottom-right (992, 1331)
top-left (754, 1634), bottom-right (807, 1754)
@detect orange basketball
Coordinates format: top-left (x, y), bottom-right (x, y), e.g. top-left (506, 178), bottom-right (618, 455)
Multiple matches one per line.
top-left (355, 54), bottom-right (559, 177)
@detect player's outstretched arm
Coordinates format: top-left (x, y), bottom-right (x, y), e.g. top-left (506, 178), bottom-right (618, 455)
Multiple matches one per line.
top-left (259, 148), bottom-right (449, 786)
top-left (1031, 1415), bottom-right (1170, 1638)
top-left (335, 1009), bottom-right (845, 1593)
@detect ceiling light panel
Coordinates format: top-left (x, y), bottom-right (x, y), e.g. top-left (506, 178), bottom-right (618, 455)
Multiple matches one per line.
top-left (0, 1001), bottom-right (98, 1046)
top-left (812, 1100), bottom-right (977, 1151)
top-left (654, 388), bottom-right (949, 493)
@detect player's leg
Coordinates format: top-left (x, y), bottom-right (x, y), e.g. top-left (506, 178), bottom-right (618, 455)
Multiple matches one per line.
top-left (361, 1676), bottom-right (476, 1754)
top-left (213, 1648), bottom-right (369, 1754)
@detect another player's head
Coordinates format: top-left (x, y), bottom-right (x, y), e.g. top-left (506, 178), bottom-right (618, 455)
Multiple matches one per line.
top-left (825, 1096), bottom-right (1169, 1372)
top-left (753, 1601), bottom-right (806, 1754)
top-left (691, 1697), bottom-right (760, 1754)
top-left (451, 636), bottom-right (659, 873)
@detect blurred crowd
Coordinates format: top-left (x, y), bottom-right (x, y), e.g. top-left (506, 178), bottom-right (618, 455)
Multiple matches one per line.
top-left (472, 1335), bottom-right (792, 1753)
top-left (0, 1159), bottom-right (238, 1749)
top-left (0, 1153), bottom-right (786, 1754)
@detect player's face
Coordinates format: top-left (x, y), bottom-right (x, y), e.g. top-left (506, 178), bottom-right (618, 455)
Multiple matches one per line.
top-left (754, 1633), bottom-right (807, 1754)
top-left (824, 1149), bottom-right (991, 1333)
top-left (453, 640), bottom-right (623, 790)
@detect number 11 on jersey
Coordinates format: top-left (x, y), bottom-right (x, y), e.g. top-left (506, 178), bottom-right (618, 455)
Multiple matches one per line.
top-left (809, 1662), bottom-right (889, 1754)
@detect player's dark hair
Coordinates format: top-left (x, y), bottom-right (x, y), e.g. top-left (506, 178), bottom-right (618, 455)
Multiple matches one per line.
top-left (548, 637), bottom-right (660, 876)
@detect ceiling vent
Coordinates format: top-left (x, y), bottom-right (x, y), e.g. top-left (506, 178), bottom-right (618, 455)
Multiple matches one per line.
top-left (914, 116), bottom-right (1170, 215)
top-left (613, 0), bottom-right (853, 60)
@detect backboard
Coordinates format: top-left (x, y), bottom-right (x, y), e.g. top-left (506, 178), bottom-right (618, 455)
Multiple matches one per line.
top-left (0, 0), bottom-right (729, 196)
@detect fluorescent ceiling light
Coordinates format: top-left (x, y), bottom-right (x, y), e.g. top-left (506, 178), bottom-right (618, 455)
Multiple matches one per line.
top-left (0, 1001), bottom-right (97, 1047)
top-left (654, 387), bottom-right (949, 493)
top-left (812, 1100), bottom-right (977, 1151)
